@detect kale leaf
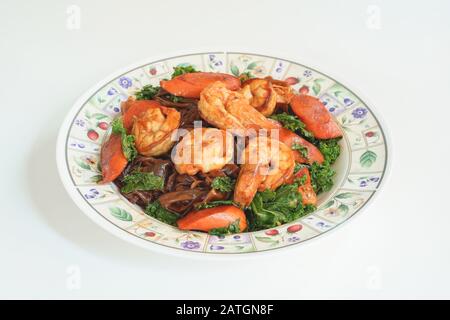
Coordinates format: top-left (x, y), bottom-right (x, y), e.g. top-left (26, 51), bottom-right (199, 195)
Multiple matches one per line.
top-left (120, 171), bottom-right (164, 193)
top-left (309, 161), bottom-right (335, 194)
top-left (171, 65), bottom-right (198, 78)
top-left (209, 219), bottom-right (241, 236)
top-left (145, 201), bottom-right (179, 226)
top-left (270, 112), bottom-right (314, 140)
top-left (318, 138), bottom-right (341, 165)
top-left (111, 118), bottom-right (137, 161)
top-left (195, 200), bottom-right (236, 210)
top-left (135, 85), bottom-right (160, 100)
top-left (292, 143), bottom-right (309, 159)
top-left (211, 176), bottom-right (235, 193)
top-left (249, 183), bottom-right (315, 231)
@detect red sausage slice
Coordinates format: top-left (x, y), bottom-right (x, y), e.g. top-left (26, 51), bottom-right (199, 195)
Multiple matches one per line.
top-left (290, 95), bottom-right (342, 139)
top-left (99, 133), bottom-right (128, 183)
top-left (177, 205), bottom-right (247, 232)
top-left (161, 72), bottom-right (241, 98)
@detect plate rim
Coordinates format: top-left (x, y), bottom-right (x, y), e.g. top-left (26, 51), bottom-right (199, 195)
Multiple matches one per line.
top-left (56, 48), bottom-right (391, 259)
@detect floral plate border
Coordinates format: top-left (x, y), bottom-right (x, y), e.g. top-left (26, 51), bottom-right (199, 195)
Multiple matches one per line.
top-left (57, 51), bottom-right (388, 256)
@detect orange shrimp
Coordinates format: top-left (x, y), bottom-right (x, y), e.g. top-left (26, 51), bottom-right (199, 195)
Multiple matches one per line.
top-left (240, 78), bottom-right (277, 116)
top-left (121, 98), bottom-right (162, 132)
top-left (132, 104), bottom-right (181, 156)
top-left (198, 82), bottom-right (280, 136)
top-left (234, 137), bottom-right (295, 207)
top-left (172, 128), bottom-right (234, 175)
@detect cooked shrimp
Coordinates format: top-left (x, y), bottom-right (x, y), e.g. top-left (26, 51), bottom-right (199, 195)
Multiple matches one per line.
top-left (266, 77), bottom-right (294, 104)
top-left (172, 128), bottom-right (234, 175)
top-left (234, 137), bottom-right (295, 207)
top-left (198, 82), bottom-right (279, 136)
top-left (240, 78), bottom-right (277, 116)
top-left (132, 105), bottom-right (181, 156)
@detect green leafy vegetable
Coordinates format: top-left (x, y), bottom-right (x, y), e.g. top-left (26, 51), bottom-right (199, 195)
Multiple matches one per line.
top-left (121, 134), bottom-right (138, 161)
top-left (120, 171), bottom-right (164, 193)
top-left (195, 200), bottom-right (236, 210)
top-left (211, 176), bottom-right (235, 193)
top-left (171, 65), bottom-right (198, 78)
top-left (309, 161), bottom-right (335, 194)
top-left (135, 85), bottom-right (160, 100)
top-left (168, 95), bottom-right (182, 103)
top-left (270, 112), bottom-right (314, 139)
top-left (111, 118), bottom-right (137, 161)
top-left (318, 138), bottom-right (341, 165)
top-left (111, 117), bottom-right (125, 135)
top-left (249, 183), bottom-right (315, 231)
top-left (306, 138), bottom-right (341, 194)
top-left (291, 143), bottom-right (309, 159)
top-left (145, 201), bottom-right (179, 226)
top-left (294, 174), bottom-right (308, 186)
top-left (270, 112), bottom-right (302, 131)
top-left (294, 162), bottom-right (307, 174)
top-left (209, 219), bottom-right (241, 236)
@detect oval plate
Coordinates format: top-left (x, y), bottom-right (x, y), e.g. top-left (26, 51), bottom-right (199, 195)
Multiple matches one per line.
top-left (57, 51), bottom-right (388, 257)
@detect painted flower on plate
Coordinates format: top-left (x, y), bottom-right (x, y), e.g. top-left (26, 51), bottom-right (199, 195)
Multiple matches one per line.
top-left (238, 55), bottom-right (251, 63)
top-left (303, 70), bottom-right (312, 77)
top-left (107, 87), bottom-right (117, 96)
top-left (181, 241), bottom-right (201, 250)
top-left (343, 97), bottom-right (354, 106)
top-left (352, 107), bottom-right (368, 119)
top-left (84, 188), bottom-right (100, 199)
top-left (252, 66), bottom-right (266, 77)
top-left (74, 119), bottom-right (85, 127)
top-left (118, 76), bottom-right (132, 89)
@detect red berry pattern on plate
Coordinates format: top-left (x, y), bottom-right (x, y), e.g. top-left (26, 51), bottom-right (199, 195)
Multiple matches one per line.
top-left (87, 129), bottom-right (99, 141)
top-left (287, 224), bottom-right (302, 233)
top-left (149, 68), bottom-right (157, 75)
top-left (299, 85), bottom-right (309, 95)
top-left (98, 122), bottom-right (108, 130)
top-left (265, 229), bottom-right (279, 236)
top-left (284, 77), bottom-right (299, 85)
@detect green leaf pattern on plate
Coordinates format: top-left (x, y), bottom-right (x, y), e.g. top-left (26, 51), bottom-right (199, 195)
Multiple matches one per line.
top-left (312, 79), bottom-right (324, 95)
top-left (360, 150), bottom-right (377, 168)
top-left (109, 207), bottom-right (133, 221)
top-left (321, 192), bottom-right (365, 218)
top-left (230, 64), bottom-right (240, 77)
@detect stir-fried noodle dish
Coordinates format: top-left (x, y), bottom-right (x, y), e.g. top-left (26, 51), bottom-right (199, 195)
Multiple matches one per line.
top-left (99, 66), bottom-right (342, 235)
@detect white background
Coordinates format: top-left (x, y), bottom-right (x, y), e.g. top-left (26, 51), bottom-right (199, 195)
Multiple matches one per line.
top-left (1, 0), bottom-right (449, 299)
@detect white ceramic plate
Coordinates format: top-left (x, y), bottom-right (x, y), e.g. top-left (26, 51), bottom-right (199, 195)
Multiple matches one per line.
top-left (57, 51), bottom-right (388, 257)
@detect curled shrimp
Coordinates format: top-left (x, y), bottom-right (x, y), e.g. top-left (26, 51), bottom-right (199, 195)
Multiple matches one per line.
top-left (172, 128), bottom-right (234, 175)
top-left (132, 104), bottom-right (181, 156)
top-left (198, 82), bottom-right (279, 136)
top-left (234, 136), bottom-right (295, 207)
top-left (238, 77), bottom-right (294, 116)
top-left (266, 77), bottom-right (294, 105)
top-left (240, 78), bottom-right (277, 116)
